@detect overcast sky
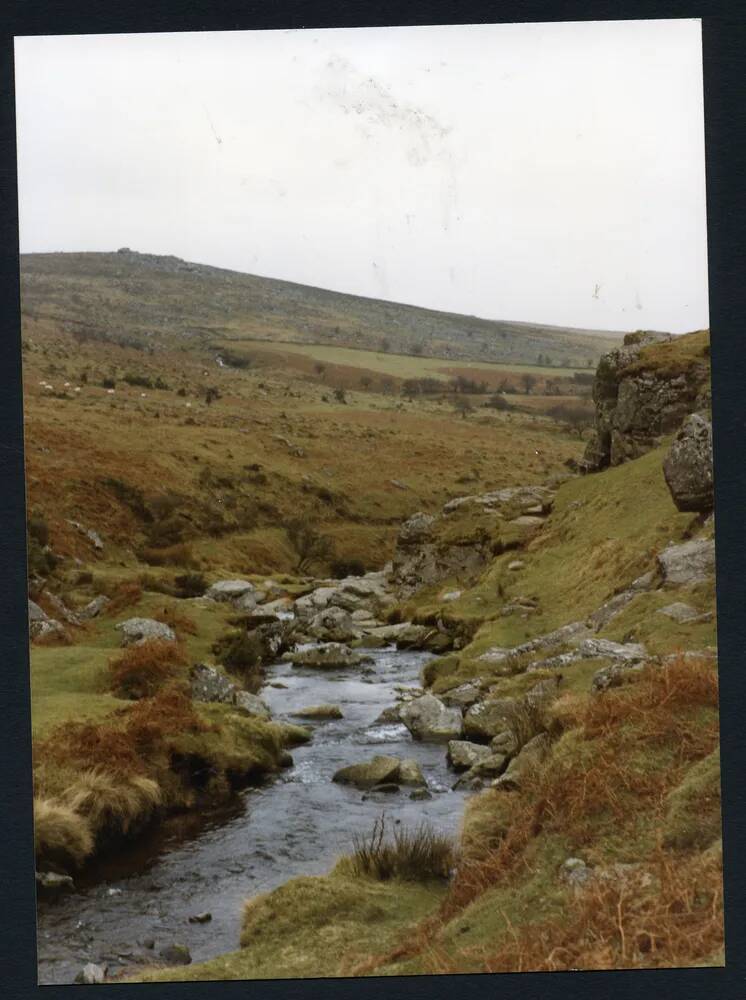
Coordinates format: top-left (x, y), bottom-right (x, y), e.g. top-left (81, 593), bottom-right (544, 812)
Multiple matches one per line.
top-left (15, 19), bottom-right (708, 333)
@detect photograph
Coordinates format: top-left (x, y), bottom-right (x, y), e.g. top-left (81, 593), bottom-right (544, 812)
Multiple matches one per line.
top-left (14, 18), bottom-right (722, 984)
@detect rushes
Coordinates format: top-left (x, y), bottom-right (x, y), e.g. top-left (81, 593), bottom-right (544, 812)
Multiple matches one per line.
top-left (350, 815), bottom-right (454, 882)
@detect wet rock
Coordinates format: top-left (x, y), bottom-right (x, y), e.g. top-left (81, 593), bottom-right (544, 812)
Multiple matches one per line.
top-left (663, 413), bottom-right (714, 512)
top-left (399, 693), bottom-right (463, 742)
top-left (447, 740), bottom-right (493, 771)
top-left (658, 538), bottom-right (716, 587)
top-left (366, 782), bottom-right (401, 796)
top-left (463, 698), bottom-right (517, 742)
top-left (307, 606), bottom-right (359, 643)
top-left (409, 788), bottom-right (433, 801)
top-left (115, 617), bottom-right (176, 646)
top-left (373, 705), bottom-right (402, 725)
top-left (332, 755), bottom-right (402, 789)
top-left (159, 943), bottom-right (192, 965)
top-left (394, 624), bottom-right (431, 649)
top-left (36, 870), bottom-right (74, 893)
top-left (398, 758), bottom-right (426, 786)
top-left (288, 643), bottom-right (372, 669)
top-left (188, 912), bottom-right (212, 924)
top-left (204, 579), bottom-right (257, 604)
top-left (75, 963), bottom-right (107, 984)
top-left (292, 704), bottom-right (344, 720)
top-left (364, 622), bottom-right (415, 642)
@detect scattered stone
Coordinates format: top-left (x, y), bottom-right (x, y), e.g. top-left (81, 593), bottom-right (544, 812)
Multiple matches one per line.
top-left (576, 638), bottom-right (647, 662)
top-left (159, 943), bottom-right (192, 965)
top-left (75, 963), bottom-right (107, 985)
top-left (492, 733), bottom-right (551, 791)
top-left (560, 857), bottom-right (594, 888)
top-left (463, 698), bottom-right (517, 742)
top-left (234, 691), bottom-right (271, 718)
top-left (441, 681), bottom-right (484, 710)
top-left (399, 694), bottom-right (463, 742)
top-left (68, 519), bottom-right (104, 550)
top-left (332, 755), bottom-right (402, 789)
top-left (394, 624), bottom-right (431, 649)
top-left (30, 617), bottom-right (66, 641)
top-left (397, 511), bottom-right (436, 546)
top-left (510, 515), bottom-right (544, 528)
top-left (288, 643), bottom-right (372, 669)
top-left (373, 705), bottom-right (402, 725)
top-left (204, 580), bottom-right (256, 604)
top-left (507, 560), bottom-right (525, 571)
top-left (663, 413), bottom-right (714, 512)
top-left (307, 606), bottom-right (358, 643)
top-left (190, 663), bottom-right (236, 704)
top-left (188, 912), bottom-right (212, 924)
top-left (657, 602), bottom-right (707, 624)
top-left (447, 740), bottom-right (493, 771)
top-left (28, 599), bottom-right (47, 622)
top-left (441, 590), bottom-right (462, 602)
top-left (78, 594), bottom-right (110, 620)
top-left (591, 661), bottom-right (646, 693)
top-left (115, 617), bottom-right (176, 646)
top-left (292, 704), bottom-right (344, 720)
top-left (586, 590), bottom-right (636, 630)
top-left (658, 538), bottom-right (716, 587)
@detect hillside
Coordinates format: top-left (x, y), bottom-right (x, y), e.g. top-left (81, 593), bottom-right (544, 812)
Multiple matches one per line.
top-left (20, 250), bottom-right (623, 368)
top-left (24, 283), bottom-right (719, 982)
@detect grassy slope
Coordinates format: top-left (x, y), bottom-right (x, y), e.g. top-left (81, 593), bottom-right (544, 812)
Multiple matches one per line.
top-left (20, 250), bottom-right (623, 367)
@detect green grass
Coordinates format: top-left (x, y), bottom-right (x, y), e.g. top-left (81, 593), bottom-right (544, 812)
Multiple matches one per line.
top-left (131, 870), bottom-right (445, 982)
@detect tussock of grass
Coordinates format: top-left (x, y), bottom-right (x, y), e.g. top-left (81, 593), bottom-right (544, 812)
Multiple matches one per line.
top-left (34, 797), bottom-right (94, 871)
top-left (662, 750), bottom-right (721, 851)
top-left (63, 769), bottom-right (162, 839)
top-left (350, 816), bottom-right (454, 882)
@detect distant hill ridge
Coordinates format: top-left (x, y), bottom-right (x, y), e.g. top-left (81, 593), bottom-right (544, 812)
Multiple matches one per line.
top-left (20, 249), bottom-right (626, 368)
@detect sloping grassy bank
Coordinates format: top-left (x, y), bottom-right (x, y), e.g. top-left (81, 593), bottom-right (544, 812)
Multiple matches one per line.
top-left (32, 590), bottom-right (308, 875)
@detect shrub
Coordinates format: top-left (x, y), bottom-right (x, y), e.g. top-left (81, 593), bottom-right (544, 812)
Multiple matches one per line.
top-left (330, 558), bottom-right (366, 579)
top-left (286, 519), bottom-right (335, 573)
top-left (101, 477), bottom-right (151, 521)
top-left (28, 511), bottom-right (49, 546)
top-left (145, 515), bottom-right (188, 548)
top-left (123, 372), bottom-right (154, 389)
top-left (212, 630), bottom-right (264, 677)
top-left (109, 639), bottom-right (187, 699)
top-left (101, 377), bottom-right (116, 389)
top-left (173, 572), bottom-right (207, 598)
top-left (103, 580), bottom-right (143, 614)
top-left (140, 543), bottom-right (196, 568)
top-left (350, 816), bottom-right (454, 882)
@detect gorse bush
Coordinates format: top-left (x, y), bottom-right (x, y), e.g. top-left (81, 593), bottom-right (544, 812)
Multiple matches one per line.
top-left (350, 815), bottom-right (455, 882)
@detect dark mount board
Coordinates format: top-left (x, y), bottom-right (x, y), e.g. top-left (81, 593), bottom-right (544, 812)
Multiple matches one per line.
top-left (0, 3), bottom-right (744, 1000)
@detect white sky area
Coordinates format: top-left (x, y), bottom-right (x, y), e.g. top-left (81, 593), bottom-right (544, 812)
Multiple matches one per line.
top-left (15, 19), bottom-right (708, 333)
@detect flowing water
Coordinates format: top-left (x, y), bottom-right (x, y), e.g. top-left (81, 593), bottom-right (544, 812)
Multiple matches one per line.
top-left (36, 647), bottom-right (470, 985)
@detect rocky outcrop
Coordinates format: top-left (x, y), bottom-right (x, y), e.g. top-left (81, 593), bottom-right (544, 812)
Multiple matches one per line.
top-left (581, 331), bottom-right (711, 471)
top-left (658, 538), bottom-right (716, 587)
top-left (663, 414), bottom-right (714, 512)
top-left (204, 580), bottom-right (257, 609)
top-left (190, 664), bottom-right (271, 717)
top-left (392, 486), bottom-right (554, 597)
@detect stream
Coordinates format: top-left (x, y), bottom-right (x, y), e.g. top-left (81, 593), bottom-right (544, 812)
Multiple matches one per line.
top-left (36, 646), bottom-right (470, 985)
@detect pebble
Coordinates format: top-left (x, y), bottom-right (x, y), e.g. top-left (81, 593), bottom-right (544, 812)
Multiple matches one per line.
top-left (188, 912), bottom-right (212, 924)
